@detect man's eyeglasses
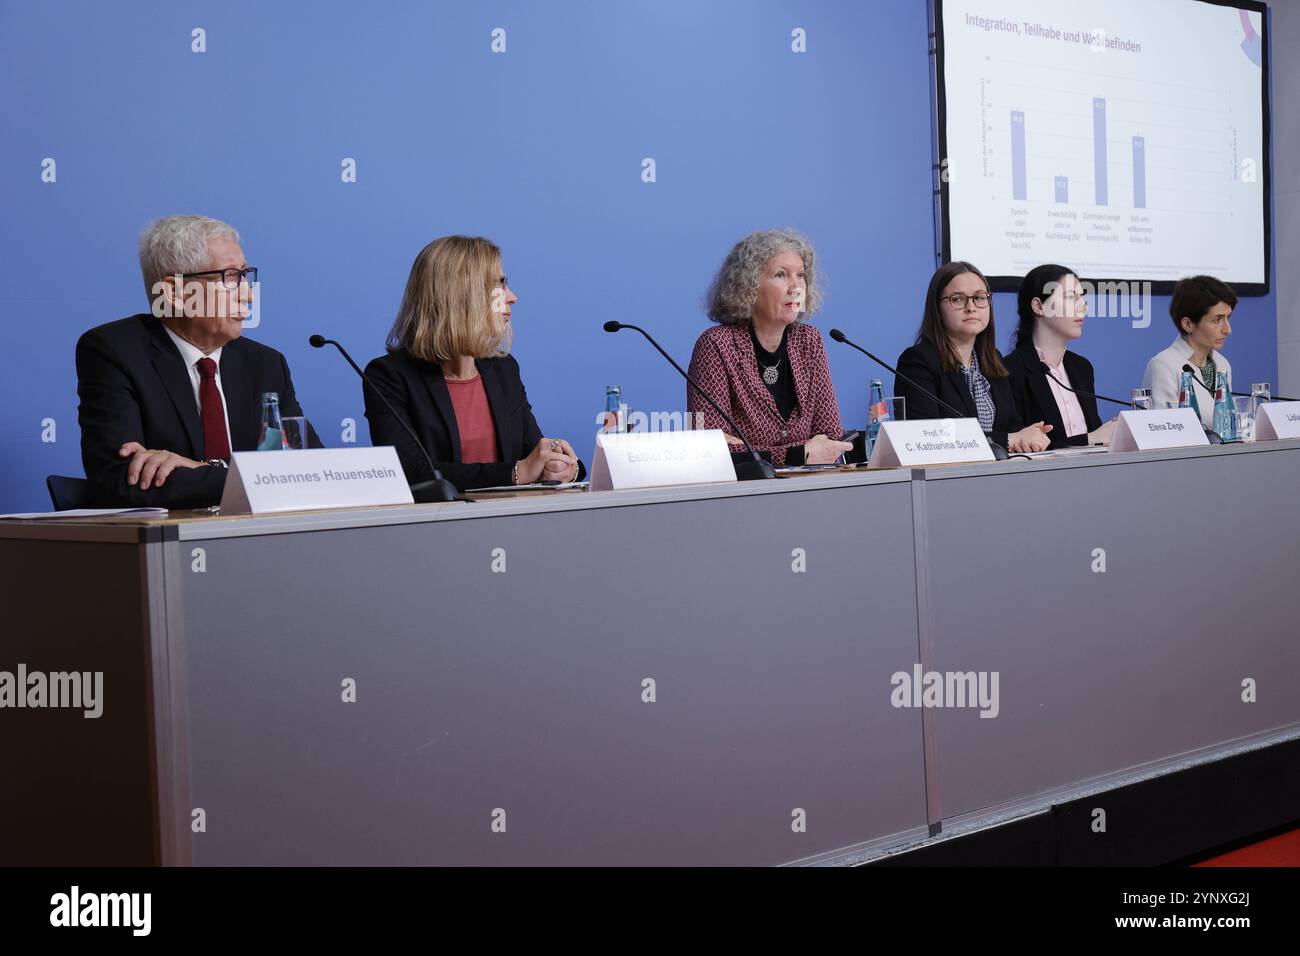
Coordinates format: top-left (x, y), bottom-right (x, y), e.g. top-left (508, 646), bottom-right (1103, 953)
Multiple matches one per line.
top-left (182, 267), bottom-right (258, 290)
top-left (940, 292), bottom-right (990, 310)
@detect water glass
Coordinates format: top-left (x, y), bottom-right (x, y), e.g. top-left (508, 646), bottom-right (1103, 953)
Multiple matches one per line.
top-left (1251, 383), bottom-right (1271, 416)
top-left (1131, 388), bottom-right (1153, 411)
top-left (1232, 398), bottom-right (1255, 443)
top-left (281, 417), bottom-right (309, 450)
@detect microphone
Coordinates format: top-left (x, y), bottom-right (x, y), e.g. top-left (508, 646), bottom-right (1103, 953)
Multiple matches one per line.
top-left (309, 334), bottom-right (461, 502)
top-left (1036, 362), bottom-right (1134, 410)
top-left (828, 328), bottom-right (1009, 460)
top-left (602, 320), bottom-right (776, 480)
top-left (828, 329), bottom-right (967, 418)
top-left (1169, 364), bottom-right (1295, 403)
top-left (1180, 364), bottom-right (1219, 399)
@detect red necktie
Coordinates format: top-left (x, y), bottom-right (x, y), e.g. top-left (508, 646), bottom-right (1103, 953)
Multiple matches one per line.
top-left (196, 357), bottom-right (231, 461)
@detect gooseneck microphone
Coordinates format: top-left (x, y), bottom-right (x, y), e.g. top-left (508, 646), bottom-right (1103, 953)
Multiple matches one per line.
top-left (309, 334), bottom-right (461, 502)
top-left (828, 328), bottom-right (1010, 460)
top-left (1184, 370), bottom-right (1298, 404)
top-left (1181, 364), bottom-right (1219, 401)
top-left (828, 329), bottom-right (966, 418)
top-left (1176, 364), bottom-right (1296, 403)
top-left (602, 320), bottom-right (776, 480)
top-left (1036, 362), bottom-right (1134, 410)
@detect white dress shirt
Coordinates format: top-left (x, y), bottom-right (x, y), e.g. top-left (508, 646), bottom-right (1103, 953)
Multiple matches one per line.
top-left (161, 323), bottom-right (234, 457)
top-left (1141, 334), bottom-right (1232, 430)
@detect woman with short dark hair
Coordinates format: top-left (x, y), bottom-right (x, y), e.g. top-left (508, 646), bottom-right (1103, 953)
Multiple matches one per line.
top-left (1142, 275), bottom-right (1236, 428)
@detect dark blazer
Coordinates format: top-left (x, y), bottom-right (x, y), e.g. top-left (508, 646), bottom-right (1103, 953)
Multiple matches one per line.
top-left (363, 348), bottom-right (584, 491)
top-left (75, 314), bottom-right (319, 508)
top-left (1004, 339), bottom-right (1103, 449)
top-left (894, 338), bottom-right (1022, 449)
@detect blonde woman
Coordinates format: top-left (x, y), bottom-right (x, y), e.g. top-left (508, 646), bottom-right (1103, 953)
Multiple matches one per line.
top-left (364, 236), bottom-right (581, 490)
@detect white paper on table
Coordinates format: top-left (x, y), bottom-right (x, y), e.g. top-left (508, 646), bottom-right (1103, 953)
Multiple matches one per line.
top-left (0, 508), bottom-right (169, 520)
top-left (466, 482), bottom-right (588, 493)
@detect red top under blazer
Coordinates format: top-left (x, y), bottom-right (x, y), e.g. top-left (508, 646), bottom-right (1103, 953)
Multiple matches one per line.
top-left (686, 322), bottom-right (844, 467)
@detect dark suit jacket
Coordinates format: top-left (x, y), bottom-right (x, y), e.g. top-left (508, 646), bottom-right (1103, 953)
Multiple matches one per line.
top-left (1003, 339), bottom-right (1103, 449)
top-left (363, 348), bottom-right (584, 492)
top-left (894, 338), bottom-right (1022, 449)
top-left (76, 314), bottom-right (319, 508)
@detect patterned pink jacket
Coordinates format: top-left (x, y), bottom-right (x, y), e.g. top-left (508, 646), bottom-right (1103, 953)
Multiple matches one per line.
top-left (686, 322), bottom-right (844, 467)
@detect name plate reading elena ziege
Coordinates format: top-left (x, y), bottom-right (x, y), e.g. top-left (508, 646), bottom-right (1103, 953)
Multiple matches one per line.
top-left (1254, 401), bottom-right (1300, 441)
top-left (1109, 408), bottom-right (1209, 453)
top-left (867, 418), bottom-right (993, 468)
top-left (588, 429), bottom-right (736, 491)
top-left (219, 447), bottom-right (415, 515)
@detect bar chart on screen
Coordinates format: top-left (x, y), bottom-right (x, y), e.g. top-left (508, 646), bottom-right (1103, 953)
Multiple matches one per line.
top-left (940, 0), bottom-right (1266, 285)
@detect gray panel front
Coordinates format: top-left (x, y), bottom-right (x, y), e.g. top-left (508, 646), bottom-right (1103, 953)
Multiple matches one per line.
top-left (921, 448), bottom-right (1300, 821)
top-left (175, 482), bottom-right (925, 865)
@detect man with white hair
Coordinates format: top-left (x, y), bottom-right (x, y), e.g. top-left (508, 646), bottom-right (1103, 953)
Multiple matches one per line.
top-left (76, 215), bottom-right (319, 507)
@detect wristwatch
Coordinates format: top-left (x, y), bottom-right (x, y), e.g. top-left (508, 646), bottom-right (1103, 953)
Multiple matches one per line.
top-left (205, 459), bottom-right (229, 469)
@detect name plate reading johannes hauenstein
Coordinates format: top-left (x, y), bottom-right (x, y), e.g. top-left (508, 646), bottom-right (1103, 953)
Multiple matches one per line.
top-left (867, 419), bottom-right (993, 469)
top-left (1254, 401), bottom-right (1300, 441)
top-left (1108, 408), bottom-right (1209, 453)
top-left (588, 429), bottom-right (736, 491)
top-left (220, 447), bottom-right (415, 515)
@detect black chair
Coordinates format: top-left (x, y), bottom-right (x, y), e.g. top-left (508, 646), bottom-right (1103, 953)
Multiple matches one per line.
top-left (46, 475), bottom-right (93, 511)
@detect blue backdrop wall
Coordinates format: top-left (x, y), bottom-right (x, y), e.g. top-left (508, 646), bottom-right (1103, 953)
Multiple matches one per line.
top-left (0, 0), bottom-right (1276, 511)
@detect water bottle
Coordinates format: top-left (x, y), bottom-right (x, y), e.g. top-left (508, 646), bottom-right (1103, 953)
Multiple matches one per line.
top-left (867, 379), bottom-right (888, 457)
top-left (258, 392), bottom-right (284, 450)
top-left (1212, 372), bottom-right (1235, 440)
top-left (1177, 369), bottom-right (1200, 418)
top-left (604, 385), bottom-right (626, 433)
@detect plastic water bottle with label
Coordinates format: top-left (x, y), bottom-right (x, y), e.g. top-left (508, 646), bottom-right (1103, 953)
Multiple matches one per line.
top-left (867, 379), bottom-right (888, 458)
top-left (1212, 372), bottom-right (1236, 440)
top-left (604, 385), bottom-right (627, 433)
top-left (1178, 369), bottom-right (1200, 417)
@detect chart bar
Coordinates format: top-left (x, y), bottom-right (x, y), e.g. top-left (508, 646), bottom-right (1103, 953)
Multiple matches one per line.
top-left (1133, 135), bottom-right (1146, 209)
top-left (1011, 110), bottom-right (1027, 201)
top-left (1093, 97), bottom-right (1108, 206)
top-left (1055, 176), bottom-right (1069, 203)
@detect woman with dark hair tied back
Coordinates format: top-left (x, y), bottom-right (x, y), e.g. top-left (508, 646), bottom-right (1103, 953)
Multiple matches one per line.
top-left (1003, 264), bottom-right (1116, 449)
top-left (895, 261), bottom-right (1052, 454)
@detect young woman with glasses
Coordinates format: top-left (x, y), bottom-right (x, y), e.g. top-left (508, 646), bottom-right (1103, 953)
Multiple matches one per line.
top-left (894, 261), bottom-right (1052, 454)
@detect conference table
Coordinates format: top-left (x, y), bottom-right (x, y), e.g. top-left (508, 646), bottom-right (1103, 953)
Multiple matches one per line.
top-left (3, 439), bottom-right (1299, 866)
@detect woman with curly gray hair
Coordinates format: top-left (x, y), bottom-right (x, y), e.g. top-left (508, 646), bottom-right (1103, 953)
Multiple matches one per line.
top-left (687, 229), bottom-right (851, 467)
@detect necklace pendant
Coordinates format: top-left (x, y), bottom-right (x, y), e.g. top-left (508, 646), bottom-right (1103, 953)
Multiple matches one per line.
top-left (762, 366), bottom-right (779, 385)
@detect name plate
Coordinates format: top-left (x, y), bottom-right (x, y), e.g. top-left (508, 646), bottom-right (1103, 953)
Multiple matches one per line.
top-left (588, 430), bottom-right (736, 491)
top-left (1254, 401), bottom-right (1300, 441)
top-left (219, 447), bottom-right (415, 515)
top-left (1109, 408), bottom-right (1208, 452)
top-left (867, 418), bottom-right (994, 468)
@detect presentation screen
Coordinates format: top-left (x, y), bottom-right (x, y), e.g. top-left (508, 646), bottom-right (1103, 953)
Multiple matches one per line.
top-left (935, 0), bottom-right (1269, 293)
